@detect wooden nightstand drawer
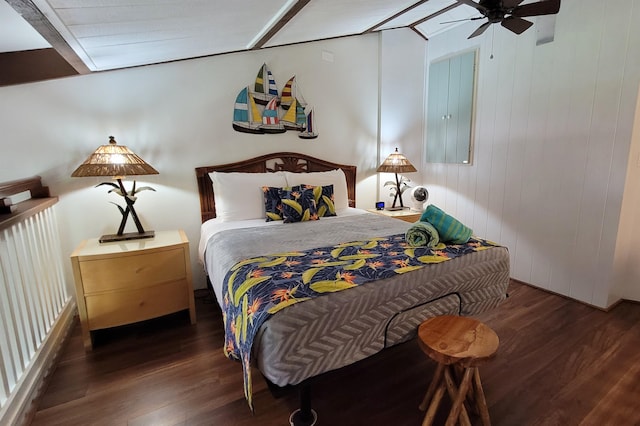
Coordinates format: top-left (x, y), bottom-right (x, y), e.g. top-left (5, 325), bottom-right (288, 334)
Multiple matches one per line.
top-left (80, 247), bottom-right (186, 294)
top-left (86, 279), bottom-right (189, 330)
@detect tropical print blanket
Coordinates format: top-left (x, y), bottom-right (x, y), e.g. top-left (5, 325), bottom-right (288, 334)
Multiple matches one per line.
top-left (221, 234), bottom-right (498, 410)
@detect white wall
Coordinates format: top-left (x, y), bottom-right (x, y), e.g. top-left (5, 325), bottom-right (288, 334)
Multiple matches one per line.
top-left (612, 84), bottom-right (640, 303)
top-left (423, 0), bottom-right (640, 308)
top-left (0, 30), bottom-right (428, 291)
top-left (378, 29), bottom-right (427, 206)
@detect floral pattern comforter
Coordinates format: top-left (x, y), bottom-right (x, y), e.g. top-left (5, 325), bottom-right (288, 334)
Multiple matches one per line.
top-left (221, 233), bottom-right (498, 409)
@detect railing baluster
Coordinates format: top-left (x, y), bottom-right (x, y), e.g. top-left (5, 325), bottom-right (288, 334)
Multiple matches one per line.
top-left (0, 242), bottom-right (19, 407)
top-left (0, 202), bottom-right (70, 418)
top-left (1, 232), bottom-right (29, 372)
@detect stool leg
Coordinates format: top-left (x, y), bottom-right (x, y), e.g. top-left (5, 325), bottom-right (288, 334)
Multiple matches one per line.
top-left (445, 367), bottom-right (474, 426)
top-left (473, 367), bottom-right (492, 426)
top-left (453, 363), bottom-right (477, 413)
top-left (443, 366), bottom-right (471, 426)
top-left (420, 363), bottom-right (445, 411)
top-left (422, 380), bottom-right (446, 426)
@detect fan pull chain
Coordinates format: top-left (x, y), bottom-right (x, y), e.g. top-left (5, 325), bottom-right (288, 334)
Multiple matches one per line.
top-left (490, 26), bottom-right (495, 59)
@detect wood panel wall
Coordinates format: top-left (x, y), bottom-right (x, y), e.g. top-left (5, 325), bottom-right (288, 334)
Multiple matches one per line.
top-left (423, 0), bottom-right (640, 308)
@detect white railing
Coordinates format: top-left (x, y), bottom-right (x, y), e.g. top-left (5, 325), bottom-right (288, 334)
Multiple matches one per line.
top-left (0, 179), bottom-right (74, 426)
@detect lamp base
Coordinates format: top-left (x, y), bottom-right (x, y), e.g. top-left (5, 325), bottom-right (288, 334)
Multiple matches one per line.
top-left (99, 230), bottom-right (155, 243)
top-left (385, 206), bottom-right (406, 211)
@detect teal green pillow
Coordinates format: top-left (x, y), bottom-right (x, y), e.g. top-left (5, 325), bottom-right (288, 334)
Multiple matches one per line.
top-left (420, 204), bottom-right (472, 244)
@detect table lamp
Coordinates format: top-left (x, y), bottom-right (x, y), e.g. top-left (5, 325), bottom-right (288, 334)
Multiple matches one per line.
top-left (376, 147), bottom-right (417, 210)
top-left (71, 136), bottom-right (159, 243)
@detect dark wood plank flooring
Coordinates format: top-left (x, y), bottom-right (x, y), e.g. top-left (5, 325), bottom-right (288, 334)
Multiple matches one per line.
top-left (30, 281), bottom-right (640, 425)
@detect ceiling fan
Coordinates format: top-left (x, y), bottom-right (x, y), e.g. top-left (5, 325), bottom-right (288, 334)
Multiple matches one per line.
top-left (456, 0), bottom-right (561, 39)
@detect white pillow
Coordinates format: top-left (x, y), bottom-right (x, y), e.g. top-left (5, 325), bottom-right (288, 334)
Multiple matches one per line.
top-left (209, 171), bottom-right (287, 222)
top-left (284, 169), bottom-right (349, 210)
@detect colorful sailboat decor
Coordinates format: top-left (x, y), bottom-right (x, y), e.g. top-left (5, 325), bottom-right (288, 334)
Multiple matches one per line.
top-left (232, 86), bottom-right (264, 134)
top-left (253, 63), bottom-right (279, 105)
top-left (280, 76), bottom-right (307, 111)
top-left (231, 64), bottom-right (317, 137)
top-left (299, 109), bottom-right (318, 139)
top-left (260, 97), bottom-right (286, 134)
top-left (281, 98), bottom-right (306, 131)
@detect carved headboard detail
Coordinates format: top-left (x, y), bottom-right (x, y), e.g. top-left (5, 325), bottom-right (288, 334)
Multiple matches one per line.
top-left (195, 152), bottom-right (357, 223)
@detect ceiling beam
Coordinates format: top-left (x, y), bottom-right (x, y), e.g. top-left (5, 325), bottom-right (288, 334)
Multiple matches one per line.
top-left (411, 2), bottom-right (461, 27)
top-left (0, 48), bottom-right (78, 86)
top-left (6, 0), bottom-right (90, 74)
top-left (251, 0), bottom-right (312, 50)
top-left (409, 26), bottom-right (429, 41)
top-left (364, 0), bottom-right (430, 34)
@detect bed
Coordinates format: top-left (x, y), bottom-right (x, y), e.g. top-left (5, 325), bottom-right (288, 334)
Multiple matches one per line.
top-left (195, 152), bottom-right (510, 416)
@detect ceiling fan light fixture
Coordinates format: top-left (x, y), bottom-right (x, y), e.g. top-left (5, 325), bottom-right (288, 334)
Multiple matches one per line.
top-left (462, 0), bottom-right (560, 39)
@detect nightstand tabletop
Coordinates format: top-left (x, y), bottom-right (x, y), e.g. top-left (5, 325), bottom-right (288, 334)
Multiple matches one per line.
top-left (367, 208), bottom-right (421, 217)
top-left (366, 208), bottom-right (422, 222)
top-left (72, 230), bottom-right (188, 257)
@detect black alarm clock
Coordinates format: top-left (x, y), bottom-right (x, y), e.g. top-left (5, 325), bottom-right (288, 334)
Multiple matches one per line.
top-left (375, 201), bottom-right (385, 210)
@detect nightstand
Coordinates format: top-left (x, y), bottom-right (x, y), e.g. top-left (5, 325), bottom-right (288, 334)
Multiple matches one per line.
top-left (367, 208), bottom-right (422, 223)
top-left (70, 229), bottom-right (196, 351)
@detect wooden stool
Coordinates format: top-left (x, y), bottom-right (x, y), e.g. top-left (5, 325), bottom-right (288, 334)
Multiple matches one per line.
top-left (417, 315), bottom-right (499, 426)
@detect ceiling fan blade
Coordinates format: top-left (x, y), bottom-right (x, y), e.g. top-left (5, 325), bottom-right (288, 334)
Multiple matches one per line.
top-left (502, 0), bottom-right (525, 8)
top-left (501, 16), bottom-right (534, 34)
top-left (512, 0), bottom-right (560, 17)
top-left (468, 21), bottom-right (491, 39)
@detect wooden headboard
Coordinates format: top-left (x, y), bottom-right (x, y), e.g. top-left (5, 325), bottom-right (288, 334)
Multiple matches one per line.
top-left (195, 152), bottom-right (357, 223)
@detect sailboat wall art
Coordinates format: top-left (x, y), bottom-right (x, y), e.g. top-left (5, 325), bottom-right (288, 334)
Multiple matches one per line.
top-left (299, 109), bottom-right (318, 139)
top-left (260, 97), bottom-right (286, 134)
top-left (280, 76), bottom-right (307, 111)
top-left (253, 63), bottom-right (279, 106)
top-left (232, 86), bottom-right (263, 134)
top-left (232, 63), bottom-right (318, 139)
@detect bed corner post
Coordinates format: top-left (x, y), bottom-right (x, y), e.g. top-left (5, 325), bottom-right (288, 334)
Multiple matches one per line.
top-left (288, 384), bottom-right (317, 426)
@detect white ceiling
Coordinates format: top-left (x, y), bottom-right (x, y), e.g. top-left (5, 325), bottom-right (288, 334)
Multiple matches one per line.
top-left (0, 0), bottom-right (49, 52)
top-left (2, 0), bottom-right (549, 73)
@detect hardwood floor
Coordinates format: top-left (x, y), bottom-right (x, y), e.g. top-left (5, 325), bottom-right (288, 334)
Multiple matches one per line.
top-left (30, 281), bottom-right (640, 426)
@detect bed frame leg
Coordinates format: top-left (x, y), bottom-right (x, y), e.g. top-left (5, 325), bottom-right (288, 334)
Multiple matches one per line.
top-left (288, 384), bottom-right (317, 426)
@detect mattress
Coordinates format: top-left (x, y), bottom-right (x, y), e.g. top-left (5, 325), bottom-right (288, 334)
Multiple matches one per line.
top-left (200, 209), bottom-right (510, 387)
